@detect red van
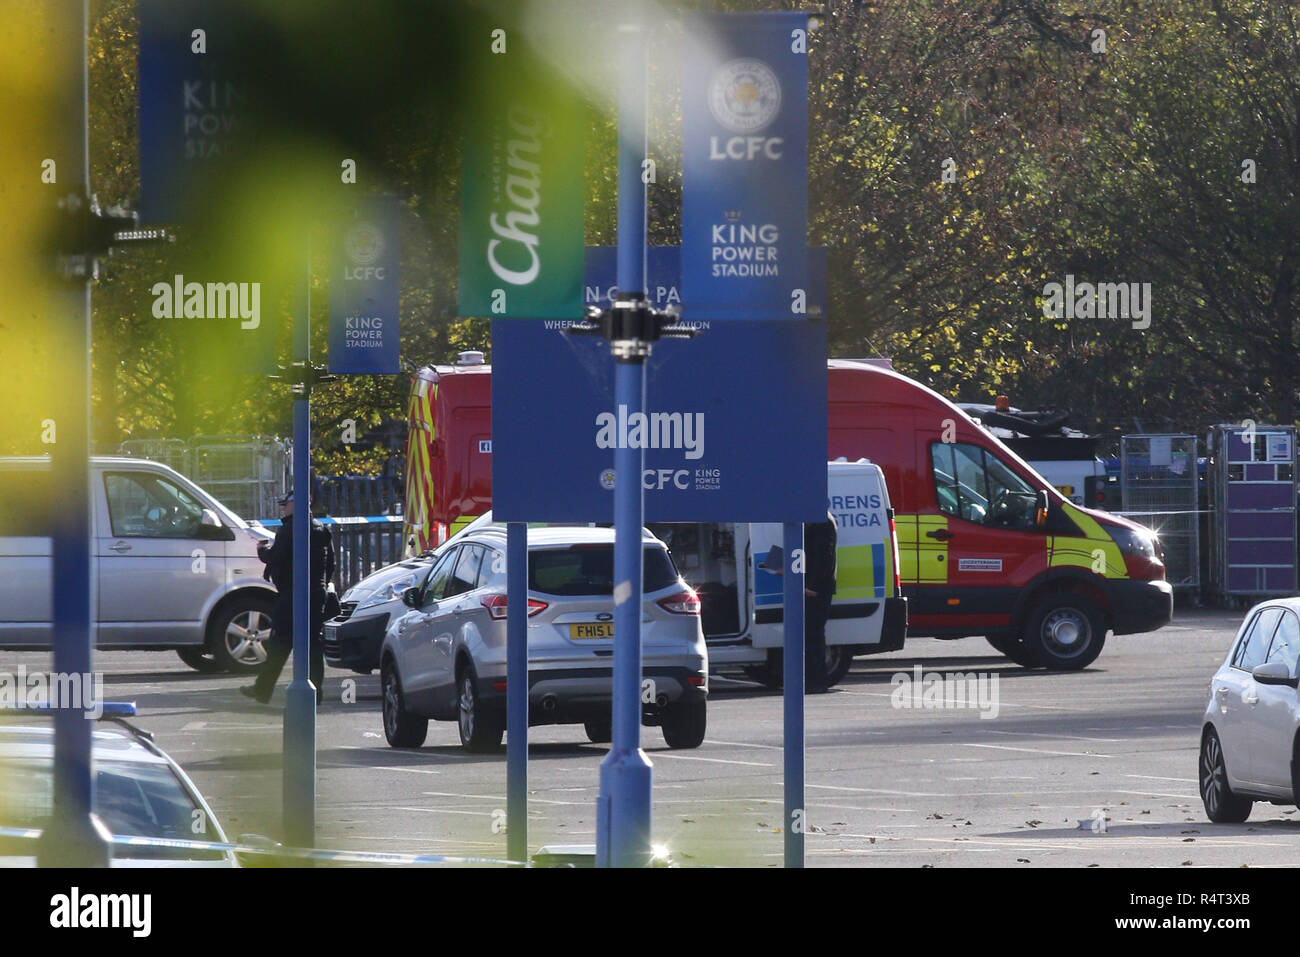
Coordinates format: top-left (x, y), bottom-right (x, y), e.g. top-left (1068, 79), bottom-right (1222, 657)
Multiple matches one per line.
top-left (827, 359), bottom-right (1172, 668)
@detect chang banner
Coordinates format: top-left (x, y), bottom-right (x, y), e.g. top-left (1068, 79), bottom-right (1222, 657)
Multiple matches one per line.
top-left (330, 196), bottom-right (401, 373)
top-left (681, 12), bottom-right (809, 320)
top-left (458, 41), bottom-right (585, 319)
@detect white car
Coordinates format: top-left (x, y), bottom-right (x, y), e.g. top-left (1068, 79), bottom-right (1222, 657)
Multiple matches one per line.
top-left (380, 525), bottom-right (709, 752)
top-left (1200, 597), bottom-right (1300, 822)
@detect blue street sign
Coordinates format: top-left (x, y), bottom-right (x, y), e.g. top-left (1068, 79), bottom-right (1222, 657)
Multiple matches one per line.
top-left (138, 0), bottom-right (252, 225)
top-left (681, 12), bottom-right (809, 320)
top-left (329, 196), bottom-right (401, 374)
top-left (585, 245), bottom-right (827, 317)
top-left (490, 318), bottom-right (828, 523)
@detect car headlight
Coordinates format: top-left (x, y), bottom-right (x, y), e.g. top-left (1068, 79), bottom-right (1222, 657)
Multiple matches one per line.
top-left (1106, 525), bottom-right (1157, 560)
top-left (354, 578), bottom-right (416, 611)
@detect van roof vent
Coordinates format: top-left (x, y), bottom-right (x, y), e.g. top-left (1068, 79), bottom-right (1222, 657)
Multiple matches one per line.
top-left (456, 350), bottom-right (485, 366)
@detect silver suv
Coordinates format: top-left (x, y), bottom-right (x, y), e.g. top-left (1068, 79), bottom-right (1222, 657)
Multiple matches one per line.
top-left (380, 526), bottom-right (709, 752)
top-left (0, 456), bottom-right (275, 673)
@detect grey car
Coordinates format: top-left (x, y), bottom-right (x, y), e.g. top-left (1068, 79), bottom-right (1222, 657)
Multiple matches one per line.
top-left (323, 513), bottom-right (502, 674)
top-left (379, 526), bottom-right (709, 752)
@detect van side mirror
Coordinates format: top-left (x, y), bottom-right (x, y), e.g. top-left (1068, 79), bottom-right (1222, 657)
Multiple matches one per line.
top-left (402, 586), bottom-right (421, 608)
top-left (1035, 490), bottom-right (1049, 528)
top-left (196, 508), bottom-right (236, 541)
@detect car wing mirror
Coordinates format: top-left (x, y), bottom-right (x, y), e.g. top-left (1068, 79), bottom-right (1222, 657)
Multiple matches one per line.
top-left (1035, 490), bottom-right (1049, 528)
top-left (402, 586), bottom-right (421, 608)
top-left (1251, 661), bottom-right (1298, 688)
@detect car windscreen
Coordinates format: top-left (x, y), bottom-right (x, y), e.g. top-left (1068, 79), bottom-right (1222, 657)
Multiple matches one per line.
top-left (0, 758), bottom-right (226, 861)
top-left (529, 545), bottom-right (678, 596)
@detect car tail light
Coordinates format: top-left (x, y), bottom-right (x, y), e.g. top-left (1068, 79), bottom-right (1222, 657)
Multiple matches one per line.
top-left (481, 594), bottom-right (549, 619)
top-left (657, 589), bottom-right (701, 615)
top-left (687, 675), bottom-right (706, 687)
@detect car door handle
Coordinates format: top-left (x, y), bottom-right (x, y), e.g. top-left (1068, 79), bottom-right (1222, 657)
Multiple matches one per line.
top-left (925, 529), bottom-right (953, 541)
top-left (109, 541), bottom-right (132, 552)
top-left (1215, 686), bottom-right (1228, 697)
top-left (1243, 691), bottom-right (1259, 705)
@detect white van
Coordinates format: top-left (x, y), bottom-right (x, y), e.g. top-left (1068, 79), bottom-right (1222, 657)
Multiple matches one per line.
top-left (0, 456), bottom-right (276, 674)
top-left (649, 459), bottom-right (907, 689)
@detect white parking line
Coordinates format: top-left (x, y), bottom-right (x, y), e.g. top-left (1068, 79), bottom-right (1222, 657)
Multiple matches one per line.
top-left (1126, 774), bottom-right (1198, 784)
top-left (652, 753), bottom-right (773, 767)
top-left (961, 743), bottom-right (1112, 758)
top-left (705, 739), bottom-right (784, 750)
top-left (986, 729), bottom-right (1120, 743)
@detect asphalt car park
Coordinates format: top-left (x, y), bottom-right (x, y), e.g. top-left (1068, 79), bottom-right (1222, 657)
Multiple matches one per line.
top-left (8, 608), bottom-right (1300, 867)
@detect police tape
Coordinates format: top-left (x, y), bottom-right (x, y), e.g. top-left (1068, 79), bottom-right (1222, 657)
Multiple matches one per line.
top-left (0, 825), bottom-right (524, 866)
top-left (252, 516), bottom-right (404, 528)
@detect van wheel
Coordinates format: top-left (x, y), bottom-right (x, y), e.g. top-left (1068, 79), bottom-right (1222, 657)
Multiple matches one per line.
top-left (458, 668), bottom-right (504, 753)
top-left (1021, 594), bottom-right (1106, 670)
top-left (381, 659), bottom-right (428, 748)
top-left (824, 646), bottom-right (853, 687)
top-left (1200, 727), bottom-right (1251, 823)
top-left (176, 647), bottom-right (223, 673)
top-left (743, 650), bottom-right (783, 690)
top-left (208, 594), bottom-right (276, 674)
top-left (986, 635), bottom-right (1039, 669)
top-left (584, 720), bottom-right (612, 744)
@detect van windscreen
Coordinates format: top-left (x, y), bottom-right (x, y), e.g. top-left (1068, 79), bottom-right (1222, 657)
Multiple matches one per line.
top-left (529, 546), bottom-right (678, 596)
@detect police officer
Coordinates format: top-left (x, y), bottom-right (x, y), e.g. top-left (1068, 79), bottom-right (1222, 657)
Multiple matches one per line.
top-left (803, 511), bottom-right (838, 693)
top-left (241, 491), bottom-right (335, 705)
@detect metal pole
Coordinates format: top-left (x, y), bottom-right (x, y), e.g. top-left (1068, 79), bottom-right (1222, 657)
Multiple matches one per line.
top-left (39, 0), bottom-right (112, 868)
top-left (283, 244), bottom-right (315, 847)
top-left (782, 522), bottom-right (805, 868)
top-left (506, 521), bottom-right (528, 862)
top-left (597, 22), bottom-right (652, 869)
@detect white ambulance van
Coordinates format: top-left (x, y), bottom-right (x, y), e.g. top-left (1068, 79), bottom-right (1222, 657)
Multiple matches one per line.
top-left (650, 459), bottom-right (907, 689)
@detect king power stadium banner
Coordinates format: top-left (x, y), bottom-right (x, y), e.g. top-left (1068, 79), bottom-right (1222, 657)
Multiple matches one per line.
top-left (330, 196), bottom-right (401, 374)
top-left (138, 0), bottom-right (253, 225)
top-left (682, 12), bottom-right (809, 320)
top-left (458, 41), bottom-right (585, 319)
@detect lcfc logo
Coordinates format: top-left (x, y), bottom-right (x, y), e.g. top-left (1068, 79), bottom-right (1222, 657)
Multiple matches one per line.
top-left (709, 58), bottom-right (781, 132)
top-left (345, 221), bottom-right (386, 279)
top-left (708, 58), bottom-right (784, 162)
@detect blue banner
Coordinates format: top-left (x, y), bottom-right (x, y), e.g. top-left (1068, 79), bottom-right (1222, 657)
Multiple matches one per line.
top-left (138, 0), bottom-right (253, 224)
top-left (491, 319), bottom-right (827, 522)
top-left (681, 13), bottom-right (809, 320)
top-left (329, 196), bottom-right (401, 374)
top-left (585, 245), bottom-right (827, 318)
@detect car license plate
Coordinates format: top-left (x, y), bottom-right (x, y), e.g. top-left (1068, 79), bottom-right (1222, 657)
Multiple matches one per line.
top-left (569, 622), bottom-right (614, 640)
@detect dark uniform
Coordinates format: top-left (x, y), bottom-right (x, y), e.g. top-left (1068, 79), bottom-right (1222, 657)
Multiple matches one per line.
top-left (803, 513), bottom-right (838, 690)
top-left (250, 511), bottom-right (335, 702)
